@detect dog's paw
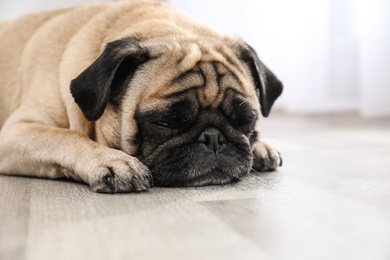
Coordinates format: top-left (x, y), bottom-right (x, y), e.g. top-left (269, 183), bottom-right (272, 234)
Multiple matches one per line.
top-left (85, 150), bottom-right (153, 194)
top-left (251, 141), bottom-right (282, 172)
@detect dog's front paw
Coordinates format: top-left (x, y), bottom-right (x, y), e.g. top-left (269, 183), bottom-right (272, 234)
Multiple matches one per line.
top-left (251, 141), bottom-right (282, 172)
top-left (85, 150), bottom-right (153, 194)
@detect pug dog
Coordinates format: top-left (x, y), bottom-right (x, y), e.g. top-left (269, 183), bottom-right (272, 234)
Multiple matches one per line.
top-left (0, 0), bottom-right (283, 193)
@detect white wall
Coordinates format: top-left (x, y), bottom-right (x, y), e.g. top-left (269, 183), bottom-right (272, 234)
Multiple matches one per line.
top-left (170, 0), bottom-right (390, 117)
top-left (1, 0), bottom-right (389, 117)
top-left (0, 0), bottom-right (111, 21)
top-left (356, 0), bottom-right (390, 117)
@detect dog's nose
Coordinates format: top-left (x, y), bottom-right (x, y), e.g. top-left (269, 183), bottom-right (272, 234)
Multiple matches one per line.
top-left (197, 127), bottom-right (226, 154)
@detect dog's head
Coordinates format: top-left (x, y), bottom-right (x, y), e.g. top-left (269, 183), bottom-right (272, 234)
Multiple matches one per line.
top-left (70, 37), bottom-right (283, 186)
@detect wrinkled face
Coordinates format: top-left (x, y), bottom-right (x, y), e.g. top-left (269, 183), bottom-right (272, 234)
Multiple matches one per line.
top-left (131, 50), bottom-right (261, 186)
top-left (71, 37), bottom-right (283, 188)
top-left (135, 89), bottom-right (258, 186)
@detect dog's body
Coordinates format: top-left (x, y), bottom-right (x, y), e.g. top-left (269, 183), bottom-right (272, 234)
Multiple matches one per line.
top-left (0, 0), bottom-right (283, 193)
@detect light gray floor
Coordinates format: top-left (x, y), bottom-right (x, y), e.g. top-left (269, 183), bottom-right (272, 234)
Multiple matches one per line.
top-left (1, 113), bottom-right (390, 260)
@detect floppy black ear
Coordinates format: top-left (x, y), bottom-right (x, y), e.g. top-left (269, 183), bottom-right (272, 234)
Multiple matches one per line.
top-left (239, 43), bottom-right (283, 117)
top-left (70, 38), bottom-right (149, 121)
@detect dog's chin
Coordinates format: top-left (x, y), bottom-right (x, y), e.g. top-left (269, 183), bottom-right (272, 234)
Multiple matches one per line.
top-left (183, 169), bottom-right (242, 187)
top-left (154, 171), bottom-right (236, 187)
top-left (152, 166), bottom-right (250, 187)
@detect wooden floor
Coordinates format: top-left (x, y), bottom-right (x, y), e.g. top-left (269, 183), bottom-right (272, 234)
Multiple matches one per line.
top-left (1, 113), bottom-right (390, 260)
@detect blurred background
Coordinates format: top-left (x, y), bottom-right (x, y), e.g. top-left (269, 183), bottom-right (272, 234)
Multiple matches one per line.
top-left (1, 0), bottom-right (389, 118)
top-left (1, 2), bottom-right (390, 260)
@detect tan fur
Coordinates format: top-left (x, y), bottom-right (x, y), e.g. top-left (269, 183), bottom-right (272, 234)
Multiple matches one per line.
top-left (0, 0), bottom-right (278, 192)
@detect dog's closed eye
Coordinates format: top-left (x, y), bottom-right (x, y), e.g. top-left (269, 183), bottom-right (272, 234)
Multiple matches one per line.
top-left (152, 120), bottom-right (177, 129)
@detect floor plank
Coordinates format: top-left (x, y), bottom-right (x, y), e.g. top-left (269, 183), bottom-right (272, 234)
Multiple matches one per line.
top-left (1, 113), bottom-right (390, 260)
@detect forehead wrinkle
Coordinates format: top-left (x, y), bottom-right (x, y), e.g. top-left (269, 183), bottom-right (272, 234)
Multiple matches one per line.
top-left (147, 42), bottom-right (204, 99)
top-left (206, 45), bottom-right (255, 97)
top-left (144, 42), bottom-right (257, 110)
top-left (196, 60), bottom-right (251, 109)
top-left (177, 42), bottom-right (203, 74)
top-left (197, 62), bottom-right (219, 107)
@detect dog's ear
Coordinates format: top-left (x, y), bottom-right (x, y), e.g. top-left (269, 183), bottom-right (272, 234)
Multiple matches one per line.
top-left (70, 38), bottom-right (149, 121)
top-left (238, 42), bottom-right (283, 117)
